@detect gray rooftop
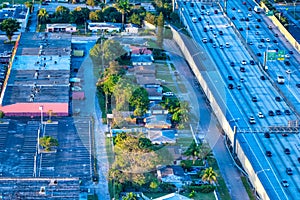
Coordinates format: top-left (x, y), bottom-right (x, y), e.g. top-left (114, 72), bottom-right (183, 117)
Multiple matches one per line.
top-left (2, 32), bottom-right (71, 105)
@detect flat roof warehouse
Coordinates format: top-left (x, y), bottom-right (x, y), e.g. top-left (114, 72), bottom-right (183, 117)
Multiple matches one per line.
top-left (0, 32), bottom-right (72, 116)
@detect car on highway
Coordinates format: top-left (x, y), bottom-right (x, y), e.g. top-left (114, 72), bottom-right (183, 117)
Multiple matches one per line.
top-left (276, 110), bottom-right (281, 115)
top-left (260, 75), bottom-right (266, 80)
top-left (264, 132), bottom-right (270, 138)
top-left (260, 38), bottom-right (265, 42)
top-left (296, 83), bottom-right (300, 88)
top-left (190, 2), bottom-right (194, 7)
top-left (249, 116), bottom-right (256, 124)
top-left (268, 110), bottom-right (275, 116)
top-left (257, 18), bottom-right (262, 22)
top-left (219, 30), bottom-right (223, 35)
top-left (274, 33), bottom-right (279, 37)
top-left (257, 53), bottom-right (262, 57)
top-left (256, 31), bottom-right (260, 35)
top-left (239, 27), bottom-right (244, 31)
top-left (252, 96), bottom-right (258, 102)
top-left (281, 180), bottom-right (289, 187)
top-left (288, 50), bottom-right (293, 54)
top-left (209, 38), bottom-right (213, 43)
top-left (240, 67), bottom-right (246, 72)
top-left (286, 168), bottom-right (293, 175)
top-left (284, 148), bottom-right (291, 155)
top-left (237, 85), bottom-right (242, 90)
top-left (255, 25), bottom-right (260, 29)
top-left (220, 44), bottom-right (224, 49)
top-left (230, 62), bottom-right (235, 66)
top-left (198, 17), bottom-right (202, 21)
top-left (228, 75), bottom-right (234, 80)
top-left (275, 96), bottom-right (281, 102)
top-left (273, 39), bottom-right (278, 43)
top-left (284, 61), bottom-right (291, 66)
top-left (282, 132), bottom-right (288, 137)
top-left (241, 60), bottom-right (247, 65)
top-left (202, 38), bottom-right (208, 43)
top-left (266, 38), bottom-right (270, 42)
top-left (213, 43), bottom-right (217, 48)
top-left (226, 43), bottom-right (230, 48)
top-left (284, 110), bottom-right (291, 115)
top-left (189, 12), bottom-right (194, 16)
top-left (268, 25), bottom-right (272, 29)
top-left (192, 17), bottom-right (197, 23)
top-left (232, 16), bottom-right (236, 20)
top-left (214, 10), bottom-right (219, 14)
top-left (258, 112), bottom-right (264, 118)
top-left (250, 60), bottom-right (255, 65)
top-left (258, 44), bottom-right (263, 49)
top-left (228, 84), bottom-right (234, 89)
top-left (204, 27), bottom-right (208, 32)
top-left (266, 150), bottom-right (272, 157)
top-left (201, 5), bottom-right (205, 9)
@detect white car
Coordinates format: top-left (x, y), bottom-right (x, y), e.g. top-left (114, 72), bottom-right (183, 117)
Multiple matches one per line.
top-left (281, 180), bottom-right (289, 187)
top-left (266, 38), bottom-right (270, 42)
top-left (249, 116), bottom-right (256, 124)
top-left (163, 92), bottom-right (174, 96)
top-left (202, 38), bottom-right (208, 43)
top-left (285, 54), bottom-right (290, 59)
top-left (241, 60), bottom-right (247, 65)
top-left (286, 69), bottom-right (291, 74)
top-left (258, 112), bottom-right (264, 118)
top-left (225, 43), bottom-right (230, 48)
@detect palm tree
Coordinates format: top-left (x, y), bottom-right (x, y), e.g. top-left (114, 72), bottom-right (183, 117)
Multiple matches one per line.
top-left (201, 167), bottom-right (217, 184)
top-left (24, 1), bottom-right (33, 13)
top-left (38, 8), bottom-right (48, 24)
top-left (122, 192), bottom-right (137, 200)
top-left (115, 0), bottom-right (131, 30)
top-left (184, 140), bottom-right (199, 164)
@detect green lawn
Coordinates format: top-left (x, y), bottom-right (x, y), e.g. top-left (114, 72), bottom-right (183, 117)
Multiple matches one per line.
top-left (182, 192), bottom-right (216, 200)
top-left (105, 137), bottom-right (115, 165)
top-left (241, 176), bottom-right (256, 200)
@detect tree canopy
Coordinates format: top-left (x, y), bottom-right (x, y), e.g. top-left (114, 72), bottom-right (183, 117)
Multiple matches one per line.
top-left (0, 18), bottom-right (20, 41)
top-left (109, 134), bottom-right (160, 187)
top-left (129, 87), bottom-right (149, 117)
top-left (38, 8), bottom-right (49, 24)
top-left (39, 136), bottom-right (59, 151)
top-left (115, 0), bottom-right (131, 29)
top-left (201, 167), bottom-right (217, 184)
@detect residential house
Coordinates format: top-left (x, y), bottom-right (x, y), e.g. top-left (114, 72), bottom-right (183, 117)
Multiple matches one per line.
top-left (136, 75), bottom-right (161, 88)
top-left (123, 23), bottom-right (139, 35)
top-left (46, 24), bottom-right (77, 33)
top-left (131, 54), bottom-right (154, 66)
top-left (148, 129), bottom-right (176, 144)
top-left (144, 114), bottom-right (171, 129)
top-left (146, 87), bottom-right (163, 101)
top-left (153, 193), bottom-right (192, 200)
top-left (157, 165), bottom-right (192, 188)
top-left (87, 22), bottom-right (121, 33)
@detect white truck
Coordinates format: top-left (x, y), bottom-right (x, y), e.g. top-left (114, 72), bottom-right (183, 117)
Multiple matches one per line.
top-left (277, 75), bottom-right (285, 84)
top-left (254, 6), bottom-right (261, 13)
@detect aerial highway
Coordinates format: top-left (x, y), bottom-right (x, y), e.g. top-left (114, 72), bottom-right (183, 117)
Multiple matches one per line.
top-left (176, 0), bottom-right (300, 199)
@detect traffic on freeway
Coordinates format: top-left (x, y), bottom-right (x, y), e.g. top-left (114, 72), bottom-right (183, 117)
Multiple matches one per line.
top-left (177, 0), bottom-right (300, 199)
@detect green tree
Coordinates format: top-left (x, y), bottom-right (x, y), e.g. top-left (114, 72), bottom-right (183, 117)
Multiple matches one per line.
top-left (0, 18), bottom-right (21, 41)
top-left (129, 87), bottom-right (149, 117)
top-left (0, 110), bottom-right (4, 118)
top-left (39, 136), bottom-right (59, 151)
top-left (149, 180), bottom-right (159, 190)
top-left (71, 7), bottom-right (90, 24)
top-left (113, 78), bottom-right (135, 111)
top-left (170, 12), bottom-right (179, 23)
top-left (38, 8), bottom-right (49, 24)
top-left (24, 1), bottom-right (33, 13)
top-left (122, 192), bottom-right (137, 200)
top-left (115, 0), bottom-right (131, 29)
top-left (145, 12), bottom-right (156, 25)
top-left (184, 140), bottom-right (200, 164)
top-left (89, 11), bottom-right (99, 21)
top-left (201, 167), bottom-right (217, 184)
top-left (156, 12), bottom-right (164, 48)
top-left (90, 39), bottom-right (126, 66)
top-left (54, 6), bottom-right (70, 23)
top-left (129, 13), bottom-right (140, 26)
top-left (86, 0), bottom-right (96, 7)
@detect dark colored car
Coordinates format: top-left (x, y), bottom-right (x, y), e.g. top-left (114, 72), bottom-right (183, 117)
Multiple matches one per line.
top-left (190, 2), bottom-right (194, 7)
top-left (284, 61), bottom-right (291, 66)
top-left (219, 31), bottom-right (223, 35)
top-left (282, 133), bottom-right (288, 137)
top-left (232, 16), bottom-right (236, 20)
top-left (296, 83), bottom-right (300, 88)
top-left (239, 27), bottom-right (244, 31)
top-left (266, 151), bottom-right (272, 157)
top-left (264, 132), bottom-right (270, 138)
top-left (274, 33), bottom-right (279, 37)
top-left (204, 27), bottom-right (208, 32)
top-left (257, 53), bottom-right (262, 57)
top-left (228, 84), bottom-right (234, 89)
top-left (284, 148), bottom-right (290, 154)
top-left (240, 67), bottom-right (245, 72)
top-left (255, 25), bottom-right (260, 29)
top-left (257, 18), bottom-right (262, 22)
top-left (228, 75), bottom-right (234, 80)
top-left (275, 96), bottom-right (281, 102)
top-left (230, 62), bottom-right (235, 66)
top-left (260, 38), bottom-right (265, 42)
top-left (286, 168), bottom-right (293, 175)
top-left (276, 110), bottom-right (281, 115)
top-left (201, 5), bottom-right (205, 10)
top-left (268, 110), bottom-right (275, 116)
top-left (198, 17), bottom-right (202, 21)
top-left (284, 110), bottom-right (291, 115)
top-left (250, 60), bottom-right (255, 65)
top-left (260, 76), bottom-right (266, 80)
top-left (252, 96), bottom-right (258, 102)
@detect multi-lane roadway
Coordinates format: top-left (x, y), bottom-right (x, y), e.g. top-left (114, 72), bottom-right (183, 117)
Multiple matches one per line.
top-left (178, 1), bottom-right (300, 199)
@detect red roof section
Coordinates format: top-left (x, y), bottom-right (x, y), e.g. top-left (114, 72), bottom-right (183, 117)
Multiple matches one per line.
top-left (130, 46), bottom-right (152, 55)
top-left (0, 103), bottom-right (69, 116)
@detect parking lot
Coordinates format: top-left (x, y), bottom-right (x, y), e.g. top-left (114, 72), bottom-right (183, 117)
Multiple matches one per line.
top-left (0, 117), bottom-right (94, 198)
